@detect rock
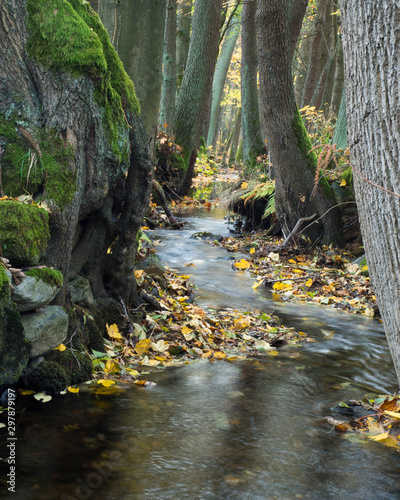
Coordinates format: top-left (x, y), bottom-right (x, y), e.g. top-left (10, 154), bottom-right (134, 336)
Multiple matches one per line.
top-left (21, 306), bottom-right (69, 358)
top-left (70, 276), bottom-right (94, 307)
top-left (0, 266), bottom-right (29, 386)
top-left (190, 231), bottom-right (224, 242)
top-left (136, 254), bottom-right (166, 276)
top-left (11, 271), bottom-right (61, 313)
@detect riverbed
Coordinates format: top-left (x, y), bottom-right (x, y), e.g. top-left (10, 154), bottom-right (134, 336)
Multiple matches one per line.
top-left (1, 205), bottom-right (399, 500)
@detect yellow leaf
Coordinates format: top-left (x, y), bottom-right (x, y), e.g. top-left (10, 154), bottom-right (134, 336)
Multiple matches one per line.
top-left (19, 389), bottom-right (35, 395)
top-left (364, 307), bottom-right (375, 317)
top-left (181, 326), bottom-right (192, 335)
top-left (134, 270), bottom-right (144, 279)
top-left (305, 279), bottom-right (313, 287)
top-left (141, 226), bottom-right (149, 230)
top-left (234, 316), bottom-right (250, 329)
top-left (147, 359), bottom-right (160, 366)
top-left (273, 281), bottom-right (292, 291)
top-left (134, 379), bottom-right (147, 385)
top-left (97, 379), bottom-right (115, 387)
top-left (340, 179), bottom-right (347, 187)
top-left (288, 259), bottom-right (296, 264)
top-left (384, 410), bottom-right (400, 419)
top-left (106, 324), bottom-right (122, 340)
top-left (54, 344), bottom-right (66, 351)
top-left (126, 368), bottom-right (140, 377)
top-left (104, 359), bottom-right (118, 373)
top-left (250, 248), bottom-right (255, 254)
top-left (367, 432), bottom-right (390, 441)
top-left (252, 280), bottom-right (262, 289)
top-left (234, 259), bottom-right (250, 270)
top-left (241, 182), bottom-right (248, 189)
top-left (134, 339), bottom-right (152, 355)
top-left (67, 386), bottom-right (79, 394)
top-left (213, 351), bottom-right (227, 360)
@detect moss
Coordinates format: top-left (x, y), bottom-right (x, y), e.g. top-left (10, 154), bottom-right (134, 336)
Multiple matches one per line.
top-left (235, 140), bottom-right (243, 163)
top-left (0, 114), bottom-right (77, 206)
top-left (25, 267), bottom-right (63, 288)
top-left (0, 266), bottom-right (9, 298)
top-left (25, 360), bottom-right (69, 392)
top-left (291, 108), bottom-right (335, 202)
top-left (26, 0), bottom-right (140, 163)
top-left (45, 350), bottom-right (93, 385)
top-left (341, 166), bottom-right (353, 188)
top-left (0, 200), bottom-right (50, 265)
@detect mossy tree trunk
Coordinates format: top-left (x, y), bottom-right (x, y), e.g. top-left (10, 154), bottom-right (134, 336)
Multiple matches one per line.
top-left (173, 0), bottom-right (223, 195)
top-left (0, 0), bottom-right (152, 308)
top-left (256, 0), bottom-right (341, 243)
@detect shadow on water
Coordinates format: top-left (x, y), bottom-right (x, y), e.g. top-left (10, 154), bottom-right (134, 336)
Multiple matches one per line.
top-left (1, 205), bottom-right (400, 500)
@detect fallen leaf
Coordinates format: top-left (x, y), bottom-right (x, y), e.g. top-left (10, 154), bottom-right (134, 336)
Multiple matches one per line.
top-left (54, 344), bottom-right (67, 351)
top-left (340, 179), bottom-right (347, 187)
top-left (34, 393), bottom-right (52, 403)
top-left (134, 270), bottom-right (144, 279)
top-left (234, 259), bottom-right (251, 270)
top-left (213, 351), bottom-right (227, 360)
top-left (135, 339), bottom-right (152, 355)
top-left (67, 386), bottom-right (79, 394)
top-left (384, 410), bottom-right (400, 419)
top-left (97, 379), bottom-right (115, 387)
top-left (106, 324), bottom-right (122, 340)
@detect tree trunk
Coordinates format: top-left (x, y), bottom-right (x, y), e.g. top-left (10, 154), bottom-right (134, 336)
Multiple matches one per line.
top-left (229, 108), bottom-right (242, 164)
top-left (256, 0), bottom-right (341, 243)
top-left (0, 0), bottom-right (152, 309)
top-left (330, 34), bottom-right (344, 113)
top-left (289, 0), bottom-right (308, 62)
top-left (332, 90), bottom-right (347, 150)
top-left (342, 0), bottom-right (400, 384)
top-left (92, 0), bottom-right (167, 139)
top-left (159, 0), bottom-right (177, 134)
top-left (207, 21), bottom-right (240, 148)
top-left (176, 0), bottom-right (193, 89)
top-left (301, 0), bottom-right (330, 107)
top-left (173, 0), bottom-right (223, 195)
top-left (241, 0), bottom-right (264, 163)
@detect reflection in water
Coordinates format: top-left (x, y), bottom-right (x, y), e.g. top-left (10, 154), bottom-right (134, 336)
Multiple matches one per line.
top-left (1, 206), bottom-right (400, 500)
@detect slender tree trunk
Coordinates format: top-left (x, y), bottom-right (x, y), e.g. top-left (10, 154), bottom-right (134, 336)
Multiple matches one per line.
top-left (289, 0), bottom-right (308, 62)
top-left (241, 0), bottom-right (263, 162)
top-left (176, 0), bottom-right (193, 89)
top-left (301, 0), bottom-right (330, 106)
top-left (173, 0), bottom-right (223, 195)
top-left (229, 107), bottom-right (242, 164)
top-left (207, 21), bottom-right (240, 148)
top-left (256, 0), bottom-right (341, 243)
top-left (330, 34), bottom-right (344, 113)
top-left (342, 0), bottom-right (400, 385)
top-left (159, 0), bottom-right (177, 134)
top-left (93, 0), bottom-right (167, 139)
top-left (332, 90), bottom-right (347, 150)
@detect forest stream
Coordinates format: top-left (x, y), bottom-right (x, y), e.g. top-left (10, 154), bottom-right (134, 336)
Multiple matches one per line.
top-left (2, 204), bottom-right (400, 500)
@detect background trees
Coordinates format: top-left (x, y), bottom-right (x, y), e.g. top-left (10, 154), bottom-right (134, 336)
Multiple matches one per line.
top-left (341, 0), bottom-right (400, 383)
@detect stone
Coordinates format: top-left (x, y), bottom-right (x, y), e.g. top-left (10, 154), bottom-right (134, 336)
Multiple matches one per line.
top-left (21, 306), bottom-right (69, 358)
top-left (136, 254), bottom-right (166, 276)
top-left (11, 275), bottom-right (60, 313)
top-left (70, 275), bottom-right (94, 307)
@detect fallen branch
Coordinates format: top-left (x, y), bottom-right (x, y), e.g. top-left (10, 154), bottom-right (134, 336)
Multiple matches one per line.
top-left (279, 213), bottom-right (317, 248)
top-left (152, 179), bottom-right (179, 225)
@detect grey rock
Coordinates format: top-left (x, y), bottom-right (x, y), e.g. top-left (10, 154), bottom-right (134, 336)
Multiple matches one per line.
top-left (354, 254), bottom-right (366, 266)
top-left (70, 276), bottom-right (95, 307)
top-left (21, 306), bottom-right (69, 358)
top-left (11, 276), bottom-right (59, 313)
top-left (136, 254), bottom-right (166, 276)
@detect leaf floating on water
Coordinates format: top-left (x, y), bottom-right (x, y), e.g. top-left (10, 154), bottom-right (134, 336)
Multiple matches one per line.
top-left (234, 259), bottom-right (251, 270)
top-left (97, 379), bottom-right (115, 387)
top-left (34, 393), bottom-right (52, 403)
top-left (67, 386), bottom-right (79, 394)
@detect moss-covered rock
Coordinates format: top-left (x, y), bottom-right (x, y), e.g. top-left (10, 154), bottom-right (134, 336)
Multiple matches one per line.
top-left (0, 200), bottom-right (50, 266)
top-left (0, 267), bottom-right (29, 387)
top-left (24, 360), bottom-right (69, 392)
top-left (25, 267), bottom-right (63, 289)
top-left (46, 350), bottom-right (93, 386)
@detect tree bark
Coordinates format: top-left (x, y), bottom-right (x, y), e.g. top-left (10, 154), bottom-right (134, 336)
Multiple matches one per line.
top-left (159, 0), bottom-right (177, 134)
top-left (207, 21), bottom-right (240, 148)
top-left (241, 0), bottom-right (264, 163)
top-left (0, 0), bottom-right (152, 309)
top-left (173, 0), bottom-right (223, 194)
top-left (92, 0), bottom-right (167, 139)
top-left (176, 0), bottom-right (193, 89)
top-left (342, 0), bottom-right (400, 384)
top-left (256, 0), bottom-right (341, 243)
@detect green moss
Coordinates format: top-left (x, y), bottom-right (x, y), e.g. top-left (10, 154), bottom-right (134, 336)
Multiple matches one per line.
top-left (341, 166), bottom-right (353, 188)
top-left (235, 140), bottom-right (243, 163)
top-left (25, 360), bottom-right (69, 392)
top-left (26, 0), bottom-right (140, 163)
top-left (26, 267), bottom-right (63, 288)
top-left (46, 350), bottom-right (93, 385)
top-left (292, 108), bottom-right (335, 201)
top-left (0, 266), bottom-right (9, 298)
top-left (0, 200), bottom-right (50, 265)
top-left (0, 114), bottom-right (77, 206)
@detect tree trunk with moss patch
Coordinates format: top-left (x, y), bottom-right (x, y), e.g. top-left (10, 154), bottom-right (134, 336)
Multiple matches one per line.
top-left (0, 0), bottom-right (152, 308)
top-left (256, 0), bottom-right (341, 243)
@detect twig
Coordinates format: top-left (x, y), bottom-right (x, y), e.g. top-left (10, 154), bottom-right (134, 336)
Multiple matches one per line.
top-left (279, 213), bottom-right (317, 248)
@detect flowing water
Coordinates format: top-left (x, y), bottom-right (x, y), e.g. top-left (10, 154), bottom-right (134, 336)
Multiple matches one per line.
top-left (1, 205), bottom-right (400, 500)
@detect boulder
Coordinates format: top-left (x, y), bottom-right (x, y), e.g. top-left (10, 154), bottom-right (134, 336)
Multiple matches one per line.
top-left (21, 305), bottom-right (69, 358)
top-left (0, 266), bottom-right (29, 386)
top-left (11, 269), bottom-right (62, 312)
top-left (69, 276), bottom-right (94, 307)
top-left (136, 254), bottom-right (166, 276)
